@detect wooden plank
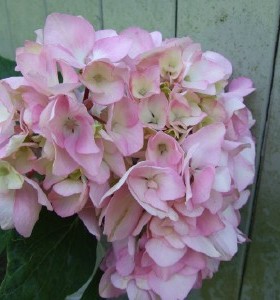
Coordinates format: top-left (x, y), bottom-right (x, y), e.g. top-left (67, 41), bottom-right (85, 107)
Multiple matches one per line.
top-left (6, 0), bottom-right (47, 57)
top-left (102, 0), bottom-right (176, 37)
top-left (240, 30), bottom-right (280, 300)
top-left (45, 0), bottom-right (102, 30)
top-left (177, 1), bottom-right (280, 299)
top-left (0, 1), bottom-right (13, 59)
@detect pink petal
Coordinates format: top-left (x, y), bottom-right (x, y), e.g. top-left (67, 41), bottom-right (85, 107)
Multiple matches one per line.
top-left (44, 13), bottom-right (95, 67)
top-left (109, 123), bottom-right (144, 156)
top-left (95, 29), bottom-right (117, 40)
top-left (91, 36), bottom-right (132, 62)
top-left (234, 189), bottom-right (250, 210)
top-left (150, 31), bottom-right (162, 47)
top-left (103, 185), bottom-right (143, 241)
top-left (89, 181), bottom-right (110, 208)
top-left (14, 182), bottom-right (42, 237)
top-left (203, 51), bottom-right (232, 78)
top-left (146, 238), bottom-right (186, 267)
top-left (192, 166), bottom-right (215, 203)
top-left (183, 236), bottom-right (220, 258)
top-left (228, 77), bottom-right (255, 96)
top-left (53, 145), bottom-right (78, 176)
top-left (130, 66), bottom-right (160, 99)
top-left (196, 209), bottom-right (224, 236)
top-left (24, 177), bottom-right (52, 210)
top-left (188, 59), bottom-right (225, 83)
top-left (156, 170), bottom-right (185, 201)
top-left (139, 93), bottom-right (168, 130)
top-left (182, 123), bottom-right (226, 169)
top-left (106, 97), bottom-right (143, 156)
top-left (120, 27), bottom-right (154, 58)
top-left (146, 131), bottom-right (183, 170)
top-left (209, 223), bottom-right (238, 260)
top-left (103, 140), bottom-right (126, 177)
top-left (99, 267), bottom-right (124, 298)
top-left (50, 180), bottom-right (88, 217)
top-left (213, 166), bottom-right (231, 192)
top-left (149, 272), bottom-right (197, 300)
top-left (127, 280), bottom-right (153, 300)
top-left (81, 61), bottom-right (124, 105)
top-left (78, 202), bottom-right (100, 239)
top-left (203, 190), bottom-right (223, 214)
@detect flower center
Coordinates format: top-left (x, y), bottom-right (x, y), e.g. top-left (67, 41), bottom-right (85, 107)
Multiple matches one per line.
top-left (64, 117), bottom-right (79, 134)
top-left (0, 166), bottom-right (9, 176)
top-left (93, 74), bottom-right (105, 84)
top-left (158, 143), bottom-right (167, 155)
top-left (147, 179), bottom-right (158, 189)
top-left (138, 88), bottom-right (148, 97)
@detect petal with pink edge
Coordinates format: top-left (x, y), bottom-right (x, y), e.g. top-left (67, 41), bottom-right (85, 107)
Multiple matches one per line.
top-left (103, 185), bottom-right (143, 241)
top-left (149, 272), bottom-right (197, 300)
top-left (78, 201), bottom-right (100, 239)
top-left (99, 267), bottom-right (124, 298)
top-left (191, 166), bottom-right (215, 204)
top-left (50, 179), bottom-right (88, 217)
top-left (183, 236), bottom-right (220, 258)
top-left (44, 13), bottom-right (95, 67)
top-left (146, 238), bottom-right (186, 267)
top-left (91, 36), bottom-right (132, 62)
top-left (182, 123), bottom-right (226, 169)
top-left (14, 182), bottom-right (42, 237)
top-left (228, 77), bottom-right (255, 97)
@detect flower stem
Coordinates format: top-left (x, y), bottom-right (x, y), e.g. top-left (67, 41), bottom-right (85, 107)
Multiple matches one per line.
top-left (83, 87), bottom-right (89, 101)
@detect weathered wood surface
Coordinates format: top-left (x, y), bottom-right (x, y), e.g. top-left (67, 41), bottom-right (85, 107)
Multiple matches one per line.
top-left (45, 0), bottom-right (102, 30)
top-left (177, 1), bottom-right (280, 299)
top-left (240, 29), bottom-right (280, 300)
top-left (102, 0), bottom-right (176, 37)
top-left (0, 1), bottom-right (279, 299)
top-left (5, 0), bottom-right (46, 58)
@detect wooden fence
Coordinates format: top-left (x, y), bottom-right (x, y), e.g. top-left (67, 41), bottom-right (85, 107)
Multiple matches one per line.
top-left (0, 1), bottom-right (279, 299)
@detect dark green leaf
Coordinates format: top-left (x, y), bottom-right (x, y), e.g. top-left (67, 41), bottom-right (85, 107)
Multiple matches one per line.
top-left (67, 242), bottom-right (105, 300)
top-left (81, 268), bottom-right (103, 300)
top-left (0, 210), bottom-right (97, 300)
top-left (0, 230), bottom-right (11, 255)
top-left (0, 56), bottom-right (20, 79)
top-left (0, 230), bottom-right (12, 282)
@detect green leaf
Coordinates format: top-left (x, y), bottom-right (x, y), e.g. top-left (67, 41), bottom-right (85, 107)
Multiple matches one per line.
top-left (80, 242), bottom-right (106, 300)
top-left (81, 268), bottom-right (103, 300)
top-left (0, 230), bottom-right (12, 282)
top-left (66, 242), bottom-right (105, 300)
top-left (0, 210), bottom-right (97, 300)
top-left (0, 230), bottom-right (11, 255)
top-left (0, 56), bottom-right (19, 79)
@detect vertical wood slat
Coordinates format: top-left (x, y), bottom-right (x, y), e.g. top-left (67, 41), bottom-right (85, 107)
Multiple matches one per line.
top-left (0, 1), bottom-right (13, 59)
top-left (0, 0), bottom-right (103, 60)
top-left (240, 28), bottom-right (280, 300)
top-left (176, 1), bottom-right (279, 299)
top-left (102, 0), bottom-right (176, 38)
top-left (5, 0), bottom-right (47, 58)
top-left (45, 0), bottom-right (103, 30)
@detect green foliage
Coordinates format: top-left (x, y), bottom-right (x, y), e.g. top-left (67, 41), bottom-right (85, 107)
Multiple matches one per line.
top-left (81, 269), bottom-right (103, 300)
top-left (0, 210), bottom-right (97, 300)
top-left (0, 56), bottom-right (19, 78)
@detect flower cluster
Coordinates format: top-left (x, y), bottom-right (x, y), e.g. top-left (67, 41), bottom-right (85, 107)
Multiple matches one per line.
top-left (0, 13), bottom-right (255, 299)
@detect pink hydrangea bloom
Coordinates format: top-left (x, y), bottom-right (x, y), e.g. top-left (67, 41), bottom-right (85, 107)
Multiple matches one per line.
top-left (0, 13), bottom-right (256, 299)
